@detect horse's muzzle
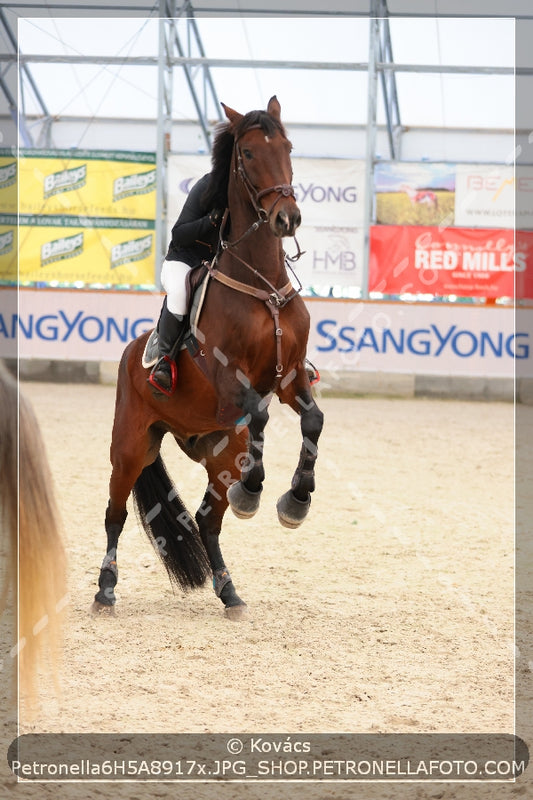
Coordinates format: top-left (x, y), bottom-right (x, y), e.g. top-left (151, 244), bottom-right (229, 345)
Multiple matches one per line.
top-left (272, 206), bottom-right (302, 238)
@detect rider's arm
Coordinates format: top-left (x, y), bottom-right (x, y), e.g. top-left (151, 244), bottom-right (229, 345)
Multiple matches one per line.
top-left (169, 175), bottom-right (218, 249)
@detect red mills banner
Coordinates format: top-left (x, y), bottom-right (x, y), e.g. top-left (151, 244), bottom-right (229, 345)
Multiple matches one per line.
top-left (369, 225), bottom-right (529, 299)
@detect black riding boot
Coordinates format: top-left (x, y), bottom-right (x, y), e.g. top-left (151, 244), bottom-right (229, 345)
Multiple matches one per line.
top-left (148, 299), bottom-right (188, 396)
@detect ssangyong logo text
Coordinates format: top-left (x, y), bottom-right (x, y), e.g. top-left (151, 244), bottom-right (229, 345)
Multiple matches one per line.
top-left (113, 170), bottom-right (156, 202)
top-left (41, 233), bottom-right (84, 266)
top-left (110, 234), bottom-right (153, 268)
top-left (43, 165), bottom-right (87, 199)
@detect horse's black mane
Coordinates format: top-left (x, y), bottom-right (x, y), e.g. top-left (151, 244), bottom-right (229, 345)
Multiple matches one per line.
top-left (201, 109), bottom-right (287, 210)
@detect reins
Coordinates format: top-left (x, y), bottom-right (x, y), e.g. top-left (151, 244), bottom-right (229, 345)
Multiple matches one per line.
top-left (207, 123), bottom-right (305, 380)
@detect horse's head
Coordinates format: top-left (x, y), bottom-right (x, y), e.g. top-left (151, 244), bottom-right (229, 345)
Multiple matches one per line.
top-left (221, 96), bottom-right (301, 238)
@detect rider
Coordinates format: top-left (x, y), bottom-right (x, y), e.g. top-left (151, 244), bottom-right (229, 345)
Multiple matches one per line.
top-left (149, 172), bottom-right (224, 394)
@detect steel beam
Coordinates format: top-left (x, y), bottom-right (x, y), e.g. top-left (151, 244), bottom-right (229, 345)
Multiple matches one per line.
top-left (11, 54), bottom-right (518, 75)
top-left (361, 7), bottom-right (380, 301)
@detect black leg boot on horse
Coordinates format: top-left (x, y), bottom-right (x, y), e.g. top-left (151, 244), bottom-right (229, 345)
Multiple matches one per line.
top-left (148, 298), bottom-right (188, 397)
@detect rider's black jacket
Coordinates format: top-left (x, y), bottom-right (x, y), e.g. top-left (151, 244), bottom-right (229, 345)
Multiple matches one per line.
top-left (166, 174), bottom-right (222, 267)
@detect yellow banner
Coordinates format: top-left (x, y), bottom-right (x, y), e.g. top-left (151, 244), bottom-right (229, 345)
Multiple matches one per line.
top-left (11, 150), bottom-right (158, 288)
top-left (0, 218), bottom-right (17, 282)
top-left (19, 150), bottom-right (156, 219)
top-left (19, 218), bottom-right (155, 287)
top-left (0, 155), bottom-right (17, 216)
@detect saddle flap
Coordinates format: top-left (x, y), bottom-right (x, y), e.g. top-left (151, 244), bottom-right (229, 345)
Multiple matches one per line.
top-left (185, 262), bottom-right (209, 309)
top-left (141, 263), bottom-right (211, 370)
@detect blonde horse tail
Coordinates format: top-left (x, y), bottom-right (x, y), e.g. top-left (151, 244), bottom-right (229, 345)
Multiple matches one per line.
top-left (0, 361), bottom-right (67, 699)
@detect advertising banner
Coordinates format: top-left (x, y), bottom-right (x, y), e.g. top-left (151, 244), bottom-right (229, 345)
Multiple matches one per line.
top-left (18, 150), bottom-right (157, 288)
top-left (167, 155), bottom-right (366, 289)
top-left (0, 150), bottom-right (17, 282)
top-left (375, 161), bottom-right (530, 232)
top-left (19, 149), bottom-right (156, 219)
top-left (517, 230), bottom-right (533, 300)
top-left (294, 158), bottom-right (365, 288)
top-left (374, 162), bottom-right (456, 227)
top-left (18, 216), bottom-right (155, 287)
top-left (454, 164), bottom-right (515, 230)
top-left (0, 152), bottom-right (17, 215)
top-left (0, 216), bottom-right (17, 283)
top-left (3, 289), bottom-right (526, 379)
top-left (307, 299), bottom-right (521, 378)
top-left (369, 225), bottom-right (521, 299)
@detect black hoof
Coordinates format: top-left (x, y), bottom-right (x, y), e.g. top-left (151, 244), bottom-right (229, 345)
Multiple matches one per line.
top-left (227, 481), bottom-right (262, 519)
top-left (277, 490), bottom-right (311, 529)
top-left (93, 585), bottom-right (116, 608)
top-left (224, 603), bottom-right (248, 621)
top-left (91, 598), bottom-right (116, 616)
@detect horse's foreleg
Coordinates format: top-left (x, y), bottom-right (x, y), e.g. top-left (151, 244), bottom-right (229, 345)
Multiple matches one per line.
top-left (226, 386), bottom-right (270, 520)
top-left (276, 372), bottom-right (324, 528)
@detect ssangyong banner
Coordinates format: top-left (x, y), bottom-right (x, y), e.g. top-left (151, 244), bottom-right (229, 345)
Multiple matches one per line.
top-left (167, 155), bottom-right (366, 289)
top-left (306, 299), bottom-right (521, 378)
top-left (369, 225), bottom-right (524, 299)
top-left (3, 289), bottom-right (527, 379)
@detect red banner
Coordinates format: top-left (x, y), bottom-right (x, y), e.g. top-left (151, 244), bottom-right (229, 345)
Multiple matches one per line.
top-left (369, 225), bottom-right (532, 299)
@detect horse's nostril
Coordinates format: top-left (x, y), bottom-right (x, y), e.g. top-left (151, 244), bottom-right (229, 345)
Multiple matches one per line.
top-left (276, 211), bottom-right (289, 231)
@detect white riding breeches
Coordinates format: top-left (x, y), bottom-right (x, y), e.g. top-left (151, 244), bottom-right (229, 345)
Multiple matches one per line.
top-left (160, 259), bottom-right (191, 316)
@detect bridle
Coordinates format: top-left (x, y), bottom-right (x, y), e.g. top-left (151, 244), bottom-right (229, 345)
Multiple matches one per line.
top-left (234, 123), bottom-right (296, 224)
top-left (205, 122), bottom-right (304, 380)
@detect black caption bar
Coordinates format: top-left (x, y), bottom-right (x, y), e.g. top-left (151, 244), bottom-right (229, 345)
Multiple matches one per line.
top-left (7, 734), bottom-right (529, 782)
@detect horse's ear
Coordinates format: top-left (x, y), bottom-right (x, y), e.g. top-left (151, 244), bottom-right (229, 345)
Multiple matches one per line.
top-left (267, 95), bottom-right (281, 122)
top-left (221, 102), bottom-right (243, 128)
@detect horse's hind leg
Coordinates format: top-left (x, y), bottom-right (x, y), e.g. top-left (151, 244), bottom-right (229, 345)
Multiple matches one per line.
top-left (179, 430), bottom-right (248, 619)
top-left (92, 416), bottom-right (158, 615)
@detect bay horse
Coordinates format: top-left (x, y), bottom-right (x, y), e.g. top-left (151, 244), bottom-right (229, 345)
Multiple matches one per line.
top-left (0, 360), bottom-right (67, 697)
top-left (92, 96), bottom-right (324, 619)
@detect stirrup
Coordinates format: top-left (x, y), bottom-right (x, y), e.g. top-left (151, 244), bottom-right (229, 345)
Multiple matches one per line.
top-left (148, 355), bottom-right (178, 397)
top-left (305, 358), bottom-right (320, 386)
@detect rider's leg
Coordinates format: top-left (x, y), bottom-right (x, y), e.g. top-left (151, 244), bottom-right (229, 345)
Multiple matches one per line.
top-left (149, 260), bottom-right (190, 394)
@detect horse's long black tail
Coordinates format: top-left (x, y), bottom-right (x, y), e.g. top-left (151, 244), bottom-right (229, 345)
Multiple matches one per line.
top-left (132, 454), bottom-right (210, 591)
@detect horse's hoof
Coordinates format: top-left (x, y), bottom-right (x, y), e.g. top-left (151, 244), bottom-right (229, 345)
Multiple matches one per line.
top-left (227, 481), bottom-right (262, 519)
top-left (277, 490), bottom-right (311, 529)
top-left (90, 600), bottom-right (116, 617)
top-left (224, 603), bottom-right (248, 621)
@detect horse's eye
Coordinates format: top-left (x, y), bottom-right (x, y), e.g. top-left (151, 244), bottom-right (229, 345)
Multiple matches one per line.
top-left (243, 149), bottom-right (253, 160)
